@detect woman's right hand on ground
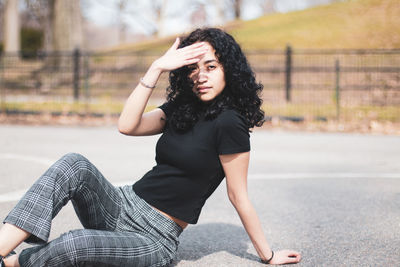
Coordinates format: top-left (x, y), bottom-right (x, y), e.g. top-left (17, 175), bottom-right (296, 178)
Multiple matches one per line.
top-left (268, 250), bottom-right (301, 265)
top-left (152, 38), bottom-right (208, 73)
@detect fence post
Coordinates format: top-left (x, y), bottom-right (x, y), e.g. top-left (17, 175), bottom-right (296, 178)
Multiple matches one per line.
top-left (83, 53), bottom-right (90, 115)
top-left (285, 45), bottom-right (292, 102)
top-left (73, 48), bottom-right (80, 101)
top-left (335, 59), bottom-right (340, 120)
top-left (0, 54), bottom-right (4, 113)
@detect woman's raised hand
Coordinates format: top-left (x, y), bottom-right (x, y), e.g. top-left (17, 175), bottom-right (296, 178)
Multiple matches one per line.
top-left (152, 38), bottom-right (208, 73)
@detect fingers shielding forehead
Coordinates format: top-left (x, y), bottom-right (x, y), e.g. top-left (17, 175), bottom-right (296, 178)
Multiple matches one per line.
top-left (185, 46), bottom-right (208, 56)
top-left (179, 41), bottom-right (207, 51)
top-left (184, 57), bottom-right (201, 65)
top-left (180, 45), bottom-right (208, 64)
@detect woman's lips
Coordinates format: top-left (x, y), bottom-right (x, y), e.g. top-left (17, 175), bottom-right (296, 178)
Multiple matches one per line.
top-left (197, 87), bottom-right (211, 93)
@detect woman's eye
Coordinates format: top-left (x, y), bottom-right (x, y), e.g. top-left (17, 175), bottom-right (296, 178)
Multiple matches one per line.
top-left (207, 65), bottom-right (216, 70)
top-left (188, 66), bottom-right (198, 73)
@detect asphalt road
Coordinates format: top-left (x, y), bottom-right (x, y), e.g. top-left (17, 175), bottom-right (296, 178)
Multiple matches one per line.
top-left (0, 125), bottom-right (399, 266)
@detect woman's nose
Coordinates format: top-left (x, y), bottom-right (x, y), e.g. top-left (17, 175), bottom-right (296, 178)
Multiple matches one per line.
top-left (197, 70), bottom-right (207, 82)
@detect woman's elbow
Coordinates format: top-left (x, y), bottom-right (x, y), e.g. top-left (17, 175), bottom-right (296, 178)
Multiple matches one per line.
top-left (118, 120), bottom-right (136, 135)
top-left (228, 191), bottom-right (249, 207)
top-left (118, 126), bottom-right (129, 135)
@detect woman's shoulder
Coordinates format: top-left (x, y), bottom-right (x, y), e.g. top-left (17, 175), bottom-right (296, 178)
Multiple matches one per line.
top-left (214, 109), bottom-right (251, 154)
top-left (216, 109), bottom-right (245, 121)
top-left (215, 109), bottom-right (248, 130)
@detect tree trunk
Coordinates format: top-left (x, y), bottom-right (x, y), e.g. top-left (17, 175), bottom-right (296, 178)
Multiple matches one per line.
top-left (233, 0), bottom-right (241, 20)
top-left (40, 0), bottom-right (83, 93)
top-left (44, 0), bottom-right (54, 51)
top-left (52, 0), bottom-right (83, 52)
top-left (263, 0), bottom-right (276, 15)
top-left (155, 0), bottom-right (168, 37)
top-left (212, 0), bottom-right (225, 26)
top-left (3, 0), bottom-right (20, 53)
top-left (117, 0), bottom-right (127, 44)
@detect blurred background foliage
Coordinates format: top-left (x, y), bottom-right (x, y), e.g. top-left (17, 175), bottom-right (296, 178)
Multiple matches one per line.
top-left (0, 0), bottom-right (399, 133)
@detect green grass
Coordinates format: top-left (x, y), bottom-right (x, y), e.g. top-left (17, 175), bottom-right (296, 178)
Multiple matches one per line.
top-left (2, 101), bottom-right (398, 123)
top-left (2, 101), bottom-right (124, 114)
top-left (107, 0), bottom-right (400, 53)
top-left (1, 101), bottom-right (161, 115)
top-left (263, 103), bottom-right (399, 122)
top-left (231, 0), bottom-right (400, 49)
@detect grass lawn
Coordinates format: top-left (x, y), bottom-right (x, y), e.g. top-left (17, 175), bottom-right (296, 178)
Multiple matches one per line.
top-left (1, 101), bottom-right (398, 123)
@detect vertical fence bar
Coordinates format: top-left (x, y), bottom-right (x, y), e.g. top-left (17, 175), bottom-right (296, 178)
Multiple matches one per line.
top-left (335, 59), bottom-right (340, 120)
top-left (73, 48), bottom-right (80, 101)
top-left (83, 52), bottom-right (90, 115)
top-left (285, 45), bottom-right (292, 102)
top-left (0, 54), bottom-right (4, 113)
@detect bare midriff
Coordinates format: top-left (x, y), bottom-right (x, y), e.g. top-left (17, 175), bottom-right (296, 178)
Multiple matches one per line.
top-left (151, 205), bottom-right (188, 230)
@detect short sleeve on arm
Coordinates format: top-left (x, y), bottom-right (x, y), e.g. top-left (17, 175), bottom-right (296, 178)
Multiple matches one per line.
top-left (158, 102), bottom-right (173, 118)
top-left (216, 110), bottom-right (250, 155)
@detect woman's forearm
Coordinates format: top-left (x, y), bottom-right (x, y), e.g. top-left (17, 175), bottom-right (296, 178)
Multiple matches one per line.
top-left (232, 197), bottom-right (273, 262)
top-left (118, 63), bottom-right (163, 133)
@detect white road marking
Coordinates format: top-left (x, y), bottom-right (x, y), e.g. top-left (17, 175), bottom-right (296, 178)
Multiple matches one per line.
top-left (0, 153), bottom-right (54, 166)
top-left (249, 173), bottom-right (400, 179)
top-left (0, 174), bottom-right (399, 203)
top-left (1, 153), bottom-right (399, 203)
top-left (0, 190), bottom-right (28, 203)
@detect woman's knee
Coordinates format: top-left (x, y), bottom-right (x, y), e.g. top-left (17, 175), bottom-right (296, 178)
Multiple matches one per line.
top-left (44, 153), bottom-right (94, 191)
top-left (61, 153), bottom-right (89, 166)
top-left (60, 153), bottom-right (93, 179)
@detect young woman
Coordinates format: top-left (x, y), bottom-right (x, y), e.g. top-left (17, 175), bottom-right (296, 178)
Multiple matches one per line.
top-left (0, 28), bottom-right (301, 266)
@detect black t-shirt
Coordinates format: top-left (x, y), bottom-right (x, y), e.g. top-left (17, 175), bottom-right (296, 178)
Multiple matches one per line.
top-left (132, 103), bottom-right (250, 224)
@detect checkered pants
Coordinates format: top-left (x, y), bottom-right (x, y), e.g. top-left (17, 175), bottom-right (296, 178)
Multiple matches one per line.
top-left (4, 153), bottom-right (183, 267)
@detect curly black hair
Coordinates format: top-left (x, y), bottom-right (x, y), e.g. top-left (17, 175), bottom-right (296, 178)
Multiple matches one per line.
top-left (166, 27), bottom-right (264, 132)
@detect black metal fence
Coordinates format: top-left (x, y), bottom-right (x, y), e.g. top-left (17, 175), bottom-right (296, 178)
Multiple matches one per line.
top-left (1, 47), bottom-right (399, 122)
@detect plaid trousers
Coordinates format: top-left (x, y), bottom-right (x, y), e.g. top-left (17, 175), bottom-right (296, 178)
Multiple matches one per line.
top-left (3, 153), bottom-right (183, 267)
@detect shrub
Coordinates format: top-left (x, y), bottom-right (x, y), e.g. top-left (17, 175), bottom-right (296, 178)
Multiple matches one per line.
top-left (20, 27), bottom-right (43, 58)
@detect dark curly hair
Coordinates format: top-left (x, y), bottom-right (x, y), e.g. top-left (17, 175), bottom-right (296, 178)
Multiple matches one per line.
top-left (166, 27), bottom-right (264, 132)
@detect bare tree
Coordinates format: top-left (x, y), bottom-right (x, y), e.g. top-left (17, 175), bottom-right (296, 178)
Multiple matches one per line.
top-left (261, 0), bottom-right (276, 15)
top-left (218, 0), bottom-right (241, 21)
top-left (33, 0), bottom-right (84, 93)
top-left (52, 0), bottom-right (83, 52)
top-left (23, 0), bottom-right (84, 52)
top-left (116, 0), bottom-right (127, 43)
top-left (87, 0), bottom-right (164, 39)
top-left (190, 2), bottom-right (207, 29)
top-left (24, 0), bottom-right (53, 51)
top-left (233, 0), bottom-right (242, 19)
top-left (211, 0), bottom-right (226, 25)
top-left (0, 1), bottom-right (4, 44)
top-left (3, 0), bottom-right (20, 52)
top-left (151, 0), bottom-right (168, 37)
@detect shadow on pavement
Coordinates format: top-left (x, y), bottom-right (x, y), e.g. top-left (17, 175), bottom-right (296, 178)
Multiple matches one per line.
top-left (171, 223), bottom-right (260, 266)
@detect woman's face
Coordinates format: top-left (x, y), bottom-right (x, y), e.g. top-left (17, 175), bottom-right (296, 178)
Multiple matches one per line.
top-left (189, 42), bottom-right (226, 102)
